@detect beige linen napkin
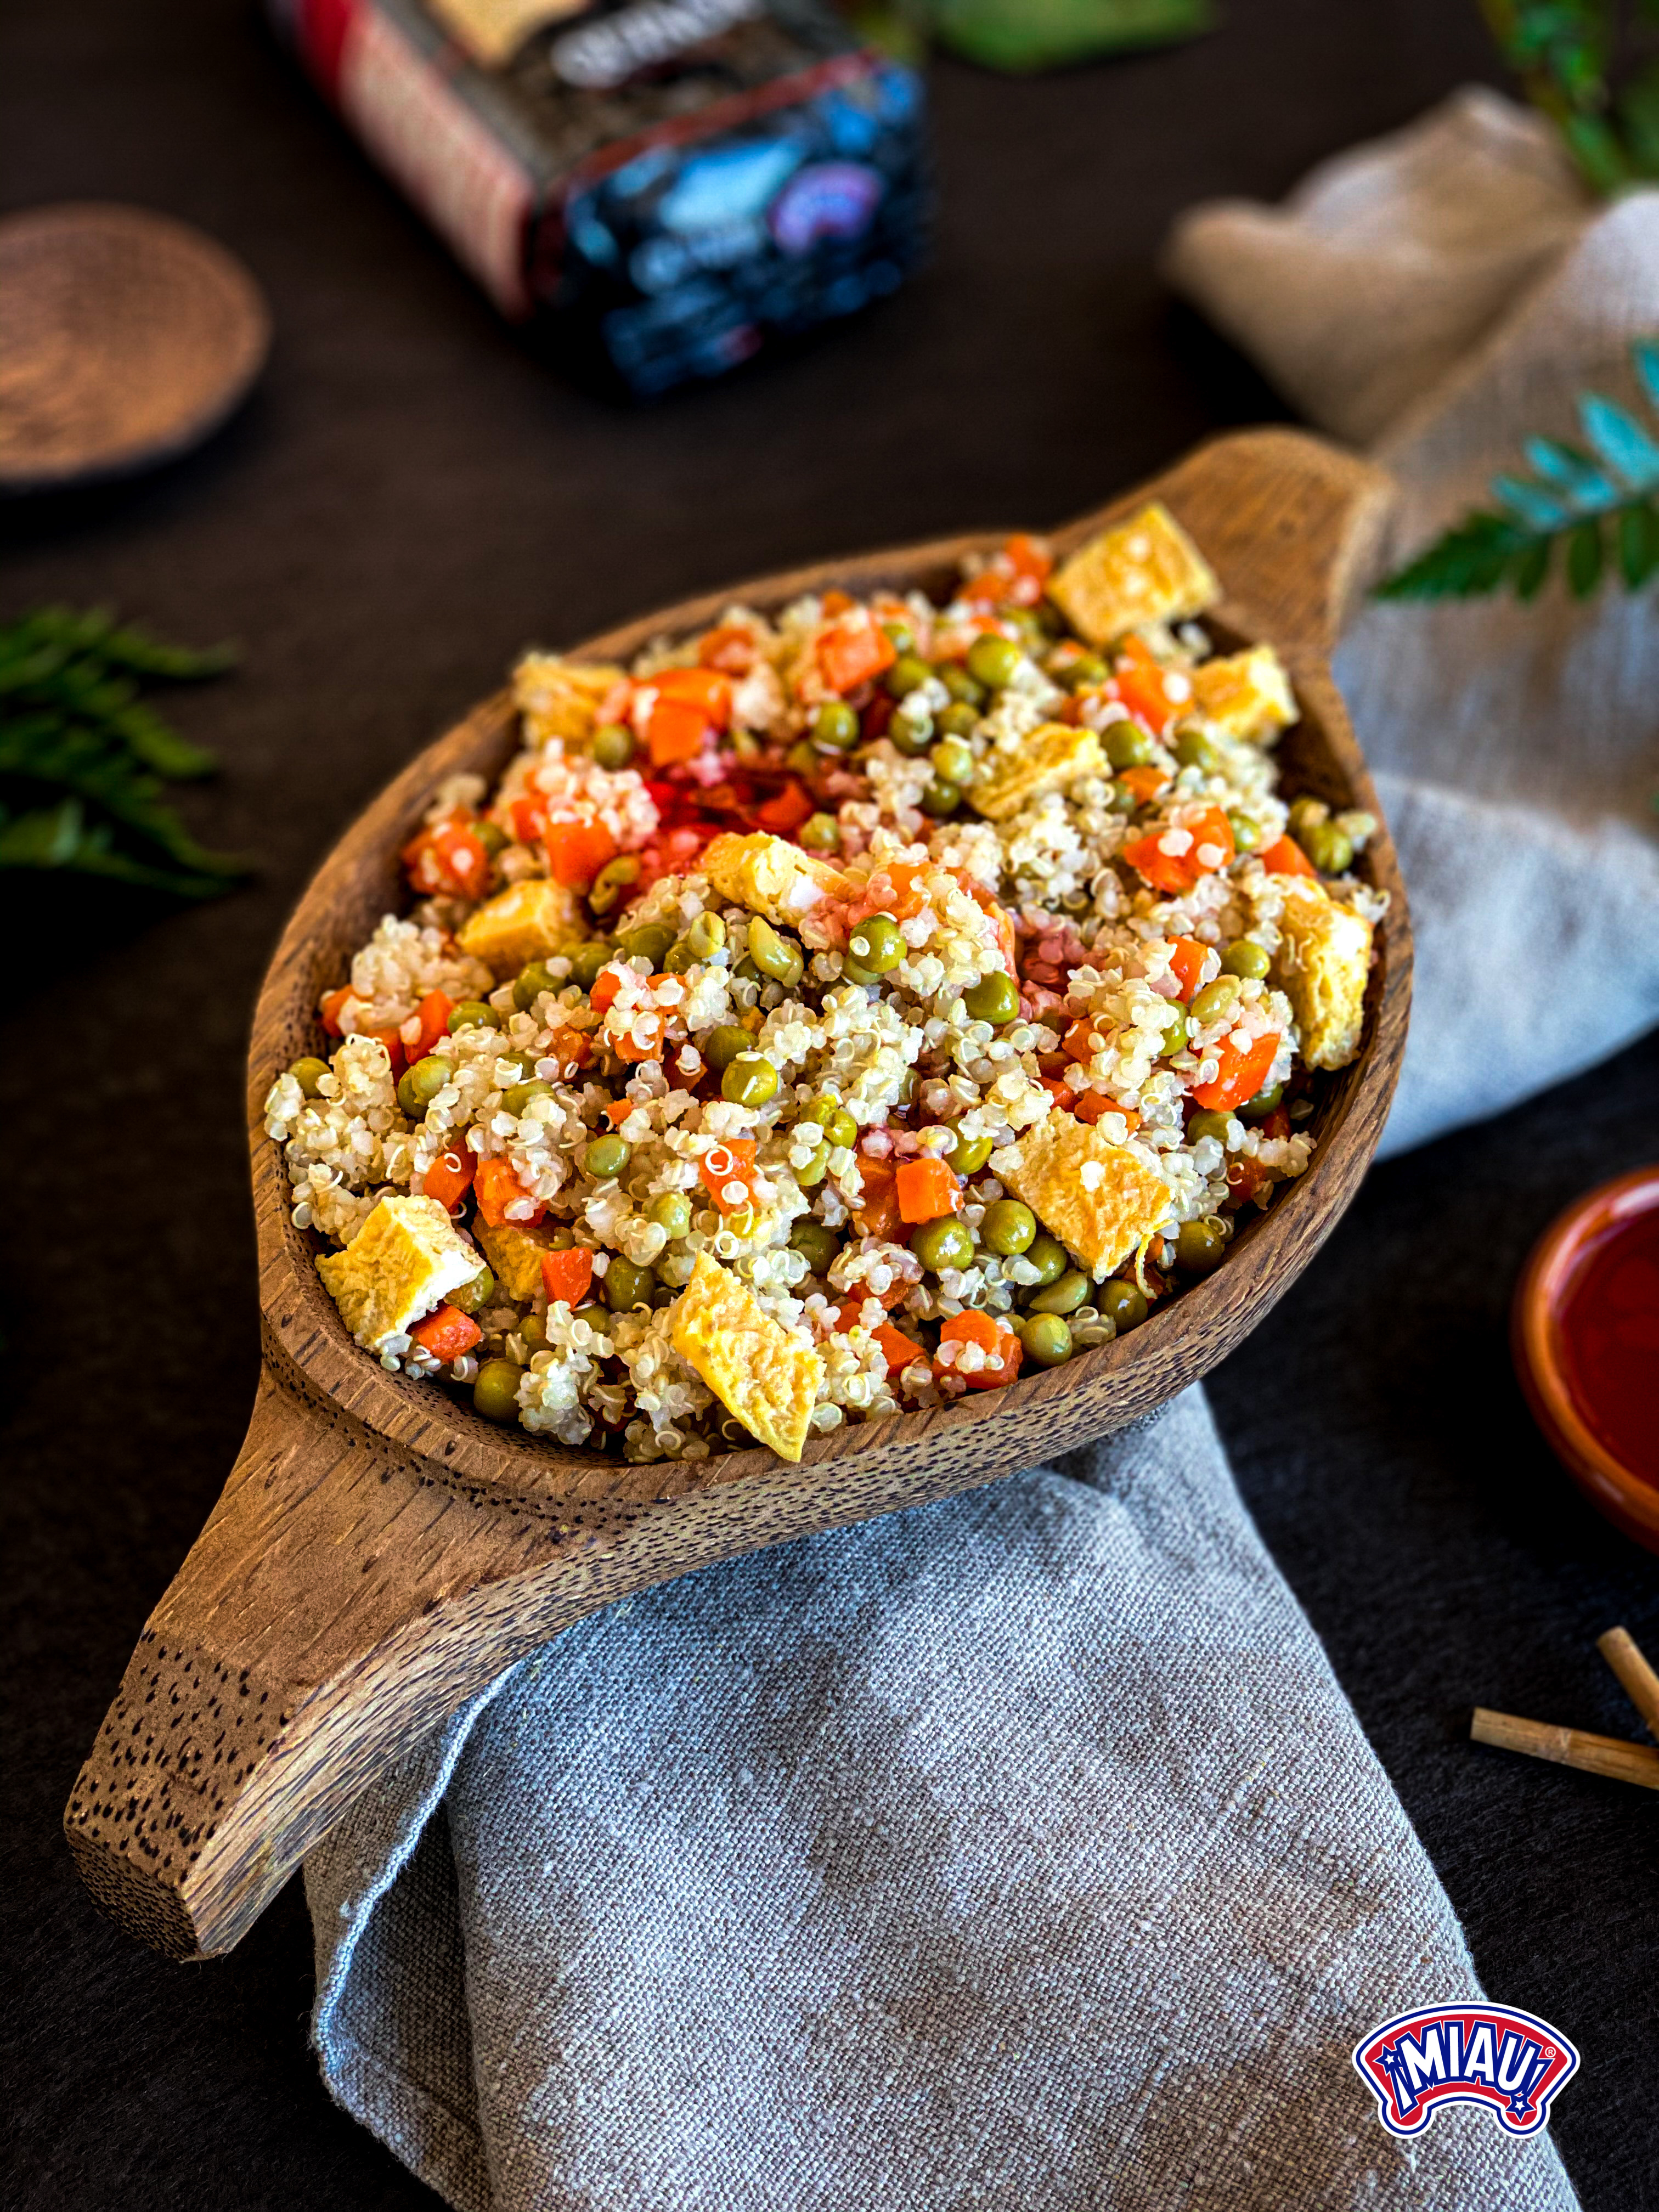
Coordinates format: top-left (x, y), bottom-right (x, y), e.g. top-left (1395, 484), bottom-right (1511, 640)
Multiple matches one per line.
top-left (1166, 87), bottom-right (1659, 1154)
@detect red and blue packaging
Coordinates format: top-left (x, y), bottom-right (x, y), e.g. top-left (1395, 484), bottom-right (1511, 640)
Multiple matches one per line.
top-left (267, 0), bottom-right (929, 396)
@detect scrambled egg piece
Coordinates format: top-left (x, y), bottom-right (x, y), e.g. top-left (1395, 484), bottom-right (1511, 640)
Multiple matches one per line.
top-left (1187, 646), bottom-right (1297, 741)
top-left (512, 653), bottom-right (624, 748)
top-left (971, 722), bottom-right (1106, 822)
top-left (1271, 878), bottom-right (1373, 1071)
top-left (703, 832), bottom-right (851, 925)
top-left (1002, 1111), bottom-right (1169, 1279)
top-left (475, 1216), bottom-right (557, 1303)
top-left (670, 1250), bottom-right (823, 1462)
top-left (457, 877), bottom-right (584, 978)
top-left (1048, 503), bottom-right (1220, 647)
top-left (318, 1194), bottom-right (483, 1353)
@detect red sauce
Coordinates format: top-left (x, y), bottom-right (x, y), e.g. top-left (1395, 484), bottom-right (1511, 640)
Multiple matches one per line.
top-left (1558, 1201), bottom-right (1659, 1486)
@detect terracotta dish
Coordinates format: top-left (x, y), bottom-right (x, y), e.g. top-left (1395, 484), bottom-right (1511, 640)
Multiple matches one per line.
top-left (66, 429), bottom-right (1410, 1961)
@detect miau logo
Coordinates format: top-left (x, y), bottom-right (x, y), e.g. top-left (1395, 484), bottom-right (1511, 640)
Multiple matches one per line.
top-left (1353, 2004), bottom-right (1579, 2140)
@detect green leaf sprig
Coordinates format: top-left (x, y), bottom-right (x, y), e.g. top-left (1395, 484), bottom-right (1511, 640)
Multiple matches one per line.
top-left (1376, 336), bottom-right (1659, 602)
top-left (0, 607), bottom-right (249, 898)
top-left (1479, 0), bottom-right (1659, 193)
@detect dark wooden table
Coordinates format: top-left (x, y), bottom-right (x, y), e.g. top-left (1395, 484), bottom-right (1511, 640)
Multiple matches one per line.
top-left (2, 4), bottom-right (1652, 2207)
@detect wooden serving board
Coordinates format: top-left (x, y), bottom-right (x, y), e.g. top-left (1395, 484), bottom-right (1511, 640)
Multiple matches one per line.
top-left (65, 428), bottom-right (1410, 1960)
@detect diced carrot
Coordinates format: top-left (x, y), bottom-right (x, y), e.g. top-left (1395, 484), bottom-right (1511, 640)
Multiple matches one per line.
top-left (850, 1154), bottom-right (902, 1242)
top-left (1167, 937), bottom-right (1209, 1000)
top-left (511, 793), bottom-right (549, 847)
top-left (698, 623), bottom-right (757, 673)
top-left (413, 989), bottom-right (453, 1057)
top-left (656, 665), bottom-right (733, 723)
top-left (1063, 1018), bottom-right (1099, 1063)
top-left (963, 532), bottom-right (1053, 611)
top-left (602, 1097), bottom-right (632, 1126)
top-left (368, 1027), bottom-right (406, 1076)
top-left (953, 872), bottom-right (1019, 972)
top-left (589, 967), bottom-right (623, 1014)
top-left (755, 781), bottom-right (814, 834)
top-left (699, 1137), bottom-right (758, 1214)
top-left (934, 1308), bottom-right (1023, 1391)
top-left (817, 612), bottom-right (896, 694)
top-left (1040, 1075), bottom-right (1077, 1110)
top-left (895, 1155), bottom-right (962, 1223)
top-left (401, 810), bottom-right (493, 898)
top-left (474, 1155), bottom-right (544, 1228)
top-left (1192, 1030), bottom-right (1280, 1113)
top-left (319, 984), bottom-right (354, 1036)
top-left (820, 589), bottom-right (854, 617)
top-left (409, 1304), bottom-right (482, 1362)
top-left (420, 1146), bottom-right (475, 1214)
top-left (1123, 806), bottom-right (1235, 896)
top-left (879, 860), bottom-right (929, 921)
top-left (614, 1007), bottom-right (666, 1062)
top-left (1119, 764), bottom-right (1167, 807)
top-left (643, 695), bottom-right (711, 766)
top-left (540, 1246), bottom-right (594, 1310)
top-left (1073, 1091), bottom-right (1138, 1130)
top-left (1259, 834), bottom-right (1318, 878)
top-left (545, 819), bottom-right (619, 890)
top-left (1112, 636), bottom-right (1184, 736)
top-left (545, 1030), bottom-right (592, 1076)
top-left (875, 1323), bottom-right (923, 1374)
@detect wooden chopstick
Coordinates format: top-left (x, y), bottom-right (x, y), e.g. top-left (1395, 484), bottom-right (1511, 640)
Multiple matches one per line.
top-left (1596, 1625), bottom-right (1659, 1739)
top-left (1470, 1707), bottom-right (1659, 1790)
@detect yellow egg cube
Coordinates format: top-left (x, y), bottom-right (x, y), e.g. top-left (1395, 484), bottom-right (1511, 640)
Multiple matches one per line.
top-left (970, 722), bottom-right (1107, 822)
top-left (1049, 502), bottom-right (1220, 647)
top-left (1187, 646), bottom-right (1298, 741)
top-left (456, 877), bottom-right (584, 979)
top-left (669, 1250), bottom-right (823, 1462)
top-left (317, 1194), bottom-right (483, 1352)
top-left (1001, 1111), bottom-right (1170, 1279)
top-left (1271, 878), bottom-right (1373, 1071)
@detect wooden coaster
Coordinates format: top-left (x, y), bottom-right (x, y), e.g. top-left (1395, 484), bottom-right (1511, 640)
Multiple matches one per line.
top-left (0, 202), bottom-right (271, 493)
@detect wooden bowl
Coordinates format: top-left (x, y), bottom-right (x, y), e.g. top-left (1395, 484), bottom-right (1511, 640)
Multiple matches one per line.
top-left (1513, 1164), bottom-right (1659, 1553)
top-left (66, 428), bottom-right (1410, 1960)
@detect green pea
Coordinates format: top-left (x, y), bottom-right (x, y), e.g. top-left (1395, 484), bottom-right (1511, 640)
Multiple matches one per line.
top-left (845, 912), bottom-right (904, 975)
top-left (747, 916), bottom-right (804, 987)
top-left (472, 1358), bottom-right (523, 1424)
top-left (723, 1053), bottom-right (779, 1108)
top-left (1221, 939), bottom-right (1271, 981)
top-left (1287, 796), bottom-right (1325, 838)
top-left (1064, 653), bottom-right (1108, 690)
top-left (646, 1190), bottom-right (692, 1237)
top-left (603, 1256), bottom-right (655, 1310)
top-left (789, 1218), bottom-right (840, 1274)
top-left (584, 1133), bottom-right (631, 1178)
top-left (1239, 1080), bottom-right (1285, 1123)
top-left (881, 618), bottom-right (916, 653)
top-left (685, 909), bottom-right (727, 962)
top-left (919, 778), bottom-right (960, 819)
top-left (1097, 1279), bottom-right (1148, 1331)
top-left (885, 653), bottom-right (933, 699)
top-left (1106, 722), bottom-right (1155, 770)
top-left (398, 1055), bottom-right (453, 1114)
top-left (619, 922), bottom-right (675, 968)
top-left (800, 1098), bottom-right (858, 1150)
top-left (1189, 978), bottom-right (1241, 1027)
top-left (493, 1050), bottom-right (534, 1085)
top-left (941, 664), bottom-right (986, 707)
top-left (450, 1263), bottom-right (494, 1316)
top-left (930, 736), bottom-right (977, 787)
top-left (1303, 820), bottom-right (1355, 874)
top-left (800, 812), bottom-right (842, 851)
top-left (512, 961), bottom-right (559, 1011)
top-left (786, 740), bottom-right (821, 778)
top-left (573, 1304), bottom-right (610, 1336)
top-left (475, 819), bottom-right (509, 858)
top-left (842, 956), bottom-right (881, 986)
top-left (1175, 1218), bottom-right (1228, 1275)
top-left (1226, 811), bottom-right (1260, 853)
top-left (447, 999), bottom-right (501, 1033)
top-left (1173, 729), bottom-right (1217, 772)
top-left (1186, 1108), bottom-right (1234, 1147)
top-left (591, 721), bottom-right (636, 770)
top-left (967, 633), bottom-right (1022, 690)
top-left (1024, 1232), bottom-right (1067, 1288)
top-left (1159, 1007), bottom-right (1190, 1057)
top-left (503, 1079), bottom-right (553, 1116)
top-left (911, 1216), bottom-right (975, 1272)
top-left (896, 1068), bottom-right (917, 1105)
top-left (887, 714), bottom-right (934, 757)
top-left (569, 941), bottom-right (613, 991)
top-left (732, 957), bottom-right (763, 983)
top-left (963, 971), bottom-right (1020, 1026)
top-left (1020, 1313), bottom-right (1074, 1367)
top-left (938, 701), bottom-right (980, 740)
top-left (813, 699), bottom-right (861, 750)
top-left (1105, 780), bottom-right (1138, 815)
top-left (589, 854), bottom-right (641, 915)
top-left (663, 936), bottom-right (698, 974)
top-left (519, 1312), bottom-right (548, 1352)
top-left (983, 1198), bottom-right (1036, 1255)
top-left (794, 1152), bottom-right (828, 1188)
top-left (703, 1024), bottom-right (751, 1073)
top-left (1028, 1268), bottom-right (1089, 1315)
top-left (946, 1128), bottom-right (994, 1178)
top-left (290, 1055), bottom-right (330, 1097)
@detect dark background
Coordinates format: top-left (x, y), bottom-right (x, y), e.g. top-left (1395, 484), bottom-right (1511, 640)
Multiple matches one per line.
top-left (4, 3), bottom-right (1655, 2206)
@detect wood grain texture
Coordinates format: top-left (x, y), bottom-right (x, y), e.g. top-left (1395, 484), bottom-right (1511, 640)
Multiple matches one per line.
top-left (0, 203), bottom-right (270, 492)
top-left (66, 427), bottom-right (1411, 1958)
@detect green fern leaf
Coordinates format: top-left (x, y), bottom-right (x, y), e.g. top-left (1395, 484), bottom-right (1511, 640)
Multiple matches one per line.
top-left (1514, 535), bottom-right (1553, 600)
top-left (1617, 499), bottom-right (1659, 584)
top-left (1579, 392), bottom-right (1659, 487)
top-left (1492, 473), bottom-right (1573, 529)
top-left (1523, 437), bottom-right (1618, 505)
top-left (1566, 515), bottom-right (1606, 595)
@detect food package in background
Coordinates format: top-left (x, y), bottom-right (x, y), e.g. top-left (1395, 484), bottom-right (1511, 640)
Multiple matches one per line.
top-left (266, 0), bottom-right (929, 397)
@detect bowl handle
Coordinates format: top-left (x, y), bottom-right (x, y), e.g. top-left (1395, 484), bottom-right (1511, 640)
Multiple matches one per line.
top-left (61, 1365), bottom-right (592, 1959)
top-left (1059, 427), bottom-right (1396, 658)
